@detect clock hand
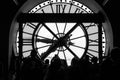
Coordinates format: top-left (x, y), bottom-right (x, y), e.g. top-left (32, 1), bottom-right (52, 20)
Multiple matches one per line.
top-left (40, 34), bottom-right (74, 60)
top-left (63, 23), bottom-right (80, 39)
top-left (40, 35), bottom-right (73, 60)
top-left (68, 41), bottom-right (74, 45)
top-left (36, 38), bottom-right (57, 43)
top-left (42, 23), bottom-right (59, 40)
top-left (63, 45), bottom-right (79, 59)
top-left (40, 40), bottom-right (59, 60)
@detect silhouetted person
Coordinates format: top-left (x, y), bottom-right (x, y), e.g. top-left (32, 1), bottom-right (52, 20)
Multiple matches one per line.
top-left (60, 59), bottom-right (68, 80)
top-left (43, 59), bottom-right (50, 78)
top-left (90, 57), bottom-right (99, 80)
top-left (44, 59), bottom-right (49, 69)
top-left (44, 59), bottom-right (49, 65)
top-left (44, 55), bottom-right (62, 80)
top-left (21, 56), bottom-right (44, 80)
top-left (61, 59), bottom-right (68, 69)
top-left (82, 55), bottom-right (92, 80)
top-left (68, 57), bottom-right (85, 80)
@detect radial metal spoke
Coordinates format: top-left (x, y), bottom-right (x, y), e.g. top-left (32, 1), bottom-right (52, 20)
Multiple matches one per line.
top-left (71, 44), bottom-right (85, 50)
top-left (37, 44), bottom-right (51, 49)
top-left (62, 47), bottom-right (67, 62)
top-left (63, 23), bottom-right (67, 34)
top-left (70, 35), bottom-right (85, 40)
top-left (71, 44), bottom-right (98, 53)
top-left (57, 47), bottom-right (60, 55)
top-left (55, 23), bottom-right (60, 37)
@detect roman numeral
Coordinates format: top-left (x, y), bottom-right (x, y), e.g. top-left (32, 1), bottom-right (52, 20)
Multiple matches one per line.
top-left (88, 48), bottom-right (98, 53)
top-left (68, 3), bottom-right (72, 13)
top-left (88, 32), bottom-right (98, 36)
top-left (74, 8), bottom-right (84, 13)
top-left (41, 9), bottom-right (45, 13)
top-left (23, 39), bottom-right (32, 45)
top-left (56, 4), bottom-right (66, 13)
top-left (85, 23), bottom-right (96, 30)
top-left (56, 0), bottom-right (67, 2)
top-left (23, 49), bottom-right (32, 53)
top-left (17, 38), bottom-right (32, 44)
top-left (50, 3), bottom-right (54, 13)
top-left (89, 44), bottom-right (98, 46)
top-left (89, 39), bottom-right (98, 43)
top-left (23, 31), bottom-right (33, 35)
top-left (87, 52), bottom-right (95, 57)
top-left (27, 23), bottom-right (36, 29)
top-left (89, 39), bottom-right (105, 44)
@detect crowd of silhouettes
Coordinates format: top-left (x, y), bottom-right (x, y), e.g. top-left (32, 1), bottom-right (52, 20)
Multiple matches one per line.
top-left (13, 47), bottom-right (120, 80)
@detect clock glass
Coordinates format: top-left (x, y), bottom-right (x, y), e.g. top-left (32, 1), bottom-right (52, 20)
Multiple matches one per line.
top-left (16, 0), bottom-right (106, 66)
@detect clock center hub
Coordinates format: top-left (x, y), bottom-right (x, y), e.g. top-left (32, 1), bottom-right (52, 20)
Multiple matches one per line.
top-left (53, 33), bottom-right (71, 51)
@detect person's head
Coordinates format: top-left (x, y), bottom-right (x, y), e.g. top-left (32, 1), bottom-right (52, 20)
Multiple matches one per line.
top-left (50, 55), bottom-right (61, 69)
top-left (71, 57), bottom-right (79, 66)
top-left (45, 59), bottom-right (49, 65)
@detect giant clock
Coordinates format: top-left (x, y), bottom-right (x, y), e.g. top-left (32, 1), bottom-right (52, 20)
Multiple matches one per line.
top-left (9, 0), bottom-right (113, 66)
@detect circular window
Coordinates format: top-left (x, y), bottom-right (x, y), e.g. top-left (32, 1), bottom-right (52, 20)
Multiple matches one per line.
top-left (9, 0), bottom-right (113, 66)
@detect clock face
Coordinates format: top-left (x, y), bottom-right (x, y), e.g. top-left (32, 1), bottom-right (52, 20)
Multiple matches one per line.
top-left (16, 0), bottom-right (106, 66)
